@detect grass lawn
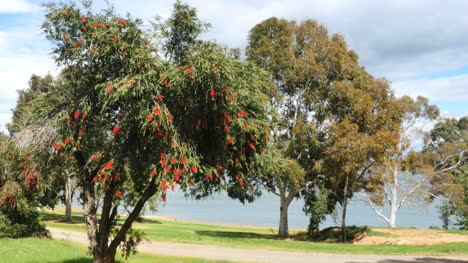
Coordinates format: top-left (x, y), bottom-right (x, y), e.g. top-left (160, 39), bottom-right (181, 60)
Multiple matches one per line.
top-left (0, 237), bottom-right (238, 263)
top-left (42, 208), bottom-right (468, 256)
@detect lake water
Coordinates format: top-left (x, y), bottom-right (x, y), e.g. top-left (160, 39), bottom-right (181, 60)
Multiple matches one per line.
top-left (149, 188), bottom-right (444, 230)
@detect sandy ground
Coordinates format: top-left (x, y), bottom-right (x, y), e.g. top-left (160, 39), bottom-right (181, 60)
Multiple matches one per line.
top-left (48, 227), bottom-right (468, 263)
top-left (354, 228), bottom-right (468, 245)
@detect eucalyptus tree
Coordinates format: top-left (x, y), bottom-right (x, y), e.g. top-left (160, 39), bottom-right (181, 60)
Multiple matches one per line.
top-left (360, 96), bottom-right (439, 228)
top-left (247, 17), bottom-right (400, 239)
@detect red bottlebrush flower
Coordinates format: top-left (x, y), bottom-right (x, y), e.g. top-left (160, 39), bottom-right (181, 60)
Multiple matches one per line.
top-left (242, 124), bottom-right (248, 129)
top-left (105, 185), bottom-right (110, 191)
top-left (63, 37), bottom-right (67, 42)
top-left (249, 143), bottom-right (255, 150)
top-left (53, 144), bottom-right (62, 150)
top-left (147, 115), bottom-right (153, 121)
top-left (91, 156), bottom-right (97, 161)
top-left (183, 18), bottom-right (188, 22)
top-left (205, 174), bottom-right (210, 180)
top-left (167, 115), bottom-right (173, 121)
top-left (160, 152), bottom-right (165, 159)
top-left (161, 180), bottom-right (166, 188)
top-left (82, 112), bottom-right (87, 119)
top-left (239, 180), bottom-right (244, 186)
top-left (112, 126), bottom-right (120, 134)
top-left (171, 185), bottom-right (175, 191)
top-left (75, 142), bottom-right (80, 147)
top-left (171, 159), bottom-right (176, 164)
top-left (78, 129), bottom-right (84, 136)
top-left (106, 86), bottom-right (115, 92)
top-left (161, 159), bottom-right (166, 167)
top-left (65, 10), bottom-right (71, 14)
top-left (162, 193), bottom-right (167, 202)
top-left (181, 157), bottom-right (186, 165)
top-left (66, 118), bottom-right (71, 124)
top-left (82, 17), bottom-right (87, 22)
top-left (117, 19), bottom-right (128, 24)
top-left (163, 80), bottom-right (168, 85)
top-left (27, 126), bottom-right (34, 130)
top-left (117, 114), bottom-right (123, 120)
top-left (235, 175), bottom-right (239, 180)
top-left (260, 146), bottom-right (265, 151)
top-left (233, 92), bottom-right (238, 97)
top-left (82, 26), bottom-right (87, 30)
top-left (227, 138), bottom-right (234, 144)
top-left (165, 166), bottom-right (171, 172)
top-left (156, 95), bottom-right (163, 100)
top-left (64, 138), bottom-right (69, 145)
top-left (150, 170), bottom-right (156, 177)
top-left (213, 68), bottom-right (219, 72)
top-left (209, 89), bottom-right (215, 97)
top-left (180, 168), bottom-right (186, 174)
top-left (197, 120), bottom-right (202, 126)
top-left (40, 24), bottom-right (45, 29)
top-left (93, 23), bottom-right (102, 28)
top-left (113, 173), bottom-right (120, 180)
top-left (190, 165), bottom-right (197, 173)
top-left (154, 109), bottom-right (161, 115)
top-left (103, 162), bottom-right (113, 170)
top-left (186, 68), bottom-right (193, 73)
top-left (74, 111), bottom-right (80, 120)
top-left (174, 170), bottom-right (180, 181)
top-left (128, 80), bottom-right (135, 85)
top-left (121, 52), bottom-right (126, 56)
top-left (115, 191), bottom-right (122, 198)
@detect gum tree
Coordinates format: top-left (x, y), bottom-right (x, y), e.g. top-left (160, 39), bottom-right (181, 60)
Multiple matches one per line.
top-left (40, 2), bottom-right (271, 262)
top-left (246, 17), bottom-right (400, 239)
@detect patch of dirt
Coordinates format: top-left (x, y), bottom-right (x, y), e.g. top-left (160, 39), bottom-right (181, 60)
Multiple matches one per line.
top-left (353, 228), bottom-right (468, 245)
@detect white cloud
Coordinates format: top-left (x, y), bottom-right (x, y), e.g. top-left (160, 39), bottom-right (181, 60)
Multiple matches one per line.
top-left (0, 0), bottom-right (38, 13)
top-left (392, 74), bottom-right (468, 102)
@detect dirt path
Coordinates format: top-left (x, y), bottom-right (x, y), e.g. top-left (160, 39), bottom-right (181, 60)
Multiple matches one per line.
top-left (355, 228), bottom-right (468, 245)
top-left (48, 227), bottom-right (468, 263)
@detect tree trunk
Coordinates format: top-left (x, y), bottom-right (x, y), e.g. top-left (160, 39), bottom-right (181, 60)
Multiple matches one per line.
top-left (278, 197), bottom-right (289, 238)
top-left (388, 164), bottom-right (399, 228)
top-left (341, 174), bottom-right (349, 243)
top-left (64, 171), bottom-right (73, 222)
top-left (93, 249), bottom-right (116, 263)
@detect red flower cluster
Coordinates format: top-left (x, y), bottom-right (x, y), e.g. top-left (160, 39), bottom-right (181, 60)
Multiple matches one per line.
top-left (106, 86), bottom-right (115, 92)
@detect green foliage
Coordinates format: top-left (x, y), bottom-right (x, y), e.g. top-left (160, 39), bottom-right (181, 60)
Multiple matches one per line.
top-left (152, 0), bottom-right (211, 64)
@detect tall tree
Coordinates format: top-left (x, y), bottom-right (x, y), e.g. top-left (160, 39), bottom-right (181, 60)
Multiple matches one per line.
top-left (40, 2), bottom-right (271, 262)
top-left (360, 96), bottom-right (439, 228)
top-left (246, 17), bottom-right (400, 239)
top-left (8, 73), bottom-right (80, 222)
top-left (423, 117), bottom-right (467, 229)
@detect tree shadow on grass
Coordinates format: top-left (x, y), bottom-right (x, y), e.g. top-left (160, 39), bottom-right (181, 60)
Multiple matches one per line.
top-left (41, 212), bottom-right (85, 224)
top-left (61, 258), bottom-right (126, 263)
top-left (196, 230), bottom-right (276, 239)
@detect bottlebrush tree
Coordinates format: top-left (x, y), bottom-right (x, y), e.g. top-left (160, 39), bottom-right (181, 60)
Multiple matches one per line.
top-left (0, 133), bottom-right (49, 238)
top-left (40, 1), bottom-right (271, 262)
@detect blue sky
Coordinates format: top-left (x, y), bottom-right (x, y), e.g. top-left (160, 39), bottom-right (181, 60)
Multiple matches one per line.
top-left (0, 0), bottom-right (467, 132)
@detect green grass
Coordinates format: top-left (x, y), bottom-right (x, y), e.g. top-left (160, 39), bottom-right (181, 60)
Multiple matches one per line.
top-left (41, 209), bottom-right (468, 256)
top-left (0, 237), bottom-right (238, 263)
